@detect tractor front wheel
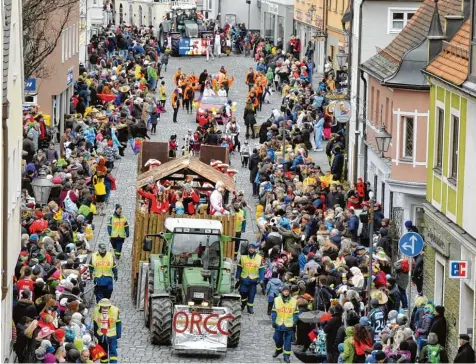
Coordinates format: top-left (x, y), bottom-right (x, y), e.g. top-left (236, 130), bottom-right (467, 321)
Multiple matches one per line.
top-left (221, 299), bottom-right (241, 348)
top-left (150, 297), bottom-right (173, 345)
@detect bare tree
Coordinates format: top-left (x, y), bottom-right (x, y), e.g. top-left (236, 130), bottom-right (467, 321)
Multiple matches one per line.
top-left (23, 0), bottom-right (78, 79)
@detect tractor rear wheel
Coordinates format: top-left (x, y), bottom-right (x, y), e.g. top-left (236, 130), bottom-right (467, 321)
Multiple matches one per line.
top-left (221, 299), bottom-right (241, 348)
top-left (150, 297), bottom-right (173, 345)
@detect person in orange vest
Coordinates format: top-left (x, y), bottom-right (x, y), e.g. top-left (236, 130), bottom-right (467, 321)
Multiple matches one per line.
top-left (183, 83), bottom-right (195, 114)
top-left (245, 67), bottom-right (257, 91)
top-left (174, 68), bottom-right (183, 86)
top-left (171, 88), bottom-right (181, 123)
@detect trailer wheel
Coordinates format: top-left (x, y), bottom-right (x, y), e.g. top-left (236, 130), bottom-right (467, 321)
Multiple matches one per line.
top-left (221, 299), bottom-right (241, 348)
top-left (144, 266), bottom-right (154, 327)
top-left (150, 297), bottom-right (173, 345)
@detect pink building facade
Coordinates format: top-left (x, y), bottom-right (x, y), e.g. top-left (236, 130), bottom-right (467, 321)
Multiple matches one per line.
top-left (365, 75), bottom-right (429, 231)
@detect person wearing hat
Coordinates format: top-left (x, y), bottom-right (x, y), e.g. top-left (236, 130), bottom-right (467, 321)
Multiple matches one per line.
top-left (368, 292), bottom-right (387, 341)
top-left (419, 332), bottom-right (448, 363)
top-left (271, 284), bottom-right (299, 363)
top-left (454, 333), bottom-right (475, 363)
top-left (93, 298), bottom-right (121, 363)
top-left (107, 204), bottom-right (129, 260)
top-left (89, 243), bottom-right (118, 302)
top-left (236, 241), bottom-right (264, 314)
top-left (429, 305), bottom-right (447, 347)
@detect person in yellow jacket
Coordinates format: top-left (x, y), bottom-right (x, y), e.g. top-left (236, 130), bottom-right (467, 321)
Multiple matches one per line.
top-left (107, 204), bottom-right (129, 259)
top-left (235, 242), bottom-right (264, 314)
top-left (271, 285), bottom-right (299, 363)
top-left (159, 80), bottom-right (167, 108)
top-left (93, 298), bottom-right (121, 363)
top-left (89, 243), bottom-right (118, 302)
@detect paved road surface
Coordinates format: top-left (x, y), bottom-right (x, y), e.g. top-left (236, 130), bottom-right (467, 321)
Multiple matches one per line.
top-left (89, 54), bottom-right (330, 363)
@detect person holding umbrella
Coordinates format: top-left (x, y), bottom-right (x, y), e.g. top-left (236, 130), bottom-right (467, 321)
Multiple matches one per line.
top-left (271, 284), bottom-right (299, 363)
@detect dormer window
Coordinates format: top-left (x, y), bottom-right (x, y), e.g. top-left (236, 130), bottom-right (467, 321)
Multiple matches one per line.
top-left (388, 8), bottom-right (416, 33)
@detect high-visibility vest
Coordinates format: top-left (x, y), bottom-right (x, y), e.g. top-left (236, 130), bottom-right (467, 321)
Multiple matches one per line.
top-left (93, 305), bottom-right (120, 337)
top-left (110, 215), bottom-right (127, 238)
top-left (91, 252), bottom-right (114, 278)
top-left (273, 296), bottom-right (298, 328)
top-left (235, 209), bottom-right (244, 233)
top-left (240, 254), bottom-right (263, 280)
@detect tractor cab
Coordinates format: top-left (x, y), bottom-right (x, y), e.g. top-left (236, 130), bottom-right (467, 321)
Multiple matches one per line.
top-left (143, 218), bottom-right (241, 350)
top-left (164, 218), bottom-right (232, 306)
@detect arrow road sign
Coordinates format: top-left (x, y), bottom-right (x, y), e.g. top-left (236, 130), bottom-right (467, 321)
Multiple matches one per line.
top-left (398, 232), bottom-right (424, 257)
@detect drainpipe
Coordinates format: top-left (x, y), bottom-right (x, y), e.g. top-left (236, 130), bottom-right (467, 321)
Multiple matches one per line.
top-left (359, 69), bottom-right (368, 183)
top-left (351, 0), bottom-right (366, 183)
top-left (323, 0), bottom-right (328, 69)
top-left (1, 101), bottom-right (9, 300)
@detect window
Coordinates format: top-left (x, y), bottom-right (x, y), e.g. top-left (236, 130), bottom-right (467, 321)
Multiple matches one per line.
top-left (434, 256), bottom-right (445, 306)
top-left (403, 116), bottom-right (414, 158)
top-left (376, 90), bottom-right (380, 122)
top-left (77, 22), bottom-right (80, 53)
top-left (334, 0), bottom-right (338, 12)
top-left (435, 107), bottom-right (444, 169)
top-left (370, 86), bottom-right (375, 122)
top-left (11, 148), bottom-right (16, 206)
top-left (340, 0), bottom-right (345, 13)
top-left (62, 30), bottom-right (66, 63)
top-left (385, 97), bottom-right (389, 127)
top-left (389, 9), bottom-right (415, 33)
top-left (12, 22), bottom-right (17, 80)
top-left (72, 24), bottom-right (76, 55)
top-left (450, 115), bottom-right (459, 179)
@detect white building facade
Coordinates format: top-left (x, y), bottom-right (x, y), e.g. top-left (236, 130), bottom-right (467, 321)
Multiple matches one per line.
top-left (0, 0), bottom-right (26, 361)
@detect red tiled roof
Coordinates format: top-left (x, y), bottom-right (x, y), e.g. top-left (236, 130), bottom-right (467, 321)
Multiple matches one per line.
top-left (362, 0), bottom-right (462, 80)
top-left (426, 20), bottom-right (470, 85)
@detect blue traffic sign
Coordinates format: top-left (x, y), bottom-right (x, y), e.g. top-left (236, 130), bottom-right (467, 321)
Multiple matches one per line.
top-left (398, 232), bottom-right (424, 257)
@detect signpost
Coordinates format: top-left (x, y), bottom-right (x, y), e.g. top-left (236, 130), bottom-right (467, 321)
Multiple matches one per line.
top-left (398, 232), bottom-right (424, 324)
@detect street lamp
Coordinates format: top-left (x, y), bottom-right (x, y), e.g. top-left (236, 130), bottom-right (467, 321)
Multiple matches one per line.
top-left (336, 50), bottom-right (348, 69)
top-left (375, 125), bottom-right (392, 157)
top-left (31, 170), bottom-right (55, 205)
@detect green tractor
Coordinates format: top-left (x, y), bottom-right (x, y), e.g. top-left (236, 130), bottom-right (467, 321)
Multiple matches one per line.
top-left (143, 218), bottom-right (245, 352)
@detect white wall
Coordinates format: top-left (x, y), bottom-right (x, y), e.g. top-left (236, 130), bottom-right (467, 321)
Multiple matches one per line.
top-left (0, 0), bottom-right (25, 360)
top-left (220, 0), bottom-right (261, 29)
top-left (360, 1), bottom-right (420, 64)
top-left (462, 98), bottom-right (476, 237)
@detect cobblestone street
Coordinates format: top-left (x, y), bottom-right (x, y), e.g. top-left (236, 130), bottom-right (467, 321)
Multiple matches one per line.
top-left (89, 54), bottom-right (329, 363)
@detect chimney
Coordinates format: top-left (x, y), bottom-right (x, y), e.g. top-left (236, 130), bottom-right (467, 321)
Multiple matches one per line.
top-left (445, 15), bottom-right (464, 39)
top-left (427, 0), bottom-right (446, 61)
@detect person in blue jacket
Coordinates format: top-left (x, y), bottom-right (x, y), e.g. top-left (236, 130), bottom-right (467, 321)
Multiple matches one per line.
top-left (236, 242), bottom-right (265, 314)
top-left (265, 271), bottom-right (283, 315)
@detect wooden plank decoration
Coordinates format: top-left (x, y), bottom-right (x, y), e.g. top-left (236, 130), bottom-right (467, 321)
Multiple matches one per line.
top-left (130, 211), bottom-right (236, 295)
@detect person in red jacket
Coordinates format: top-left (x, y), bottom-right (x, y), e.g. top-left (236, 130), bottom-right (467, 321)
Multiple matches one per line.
top-left (138, 184), bottom-right (170, 214)
top-left (182, 184), bottom-right (200, 214)
top-left (17, 266), bottom-right (35, 297)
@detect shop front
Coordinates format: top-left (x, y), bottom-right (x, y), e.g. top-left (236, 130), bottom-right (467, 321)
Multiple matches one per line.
top-left (293, 0), bottom-right (325, 74)
top-left (259, 0), bottom-right (293, 45)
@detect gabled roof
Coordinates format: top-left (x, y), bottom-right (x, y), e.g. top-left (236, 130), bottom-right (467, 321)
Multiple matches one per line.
top-left (136, 155), bottom-right (236, 192)
top-left (361, 0), bottom-right (462, 81)
top-left (425, 19), bottom-right (470, 85)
